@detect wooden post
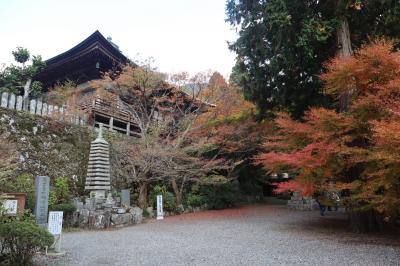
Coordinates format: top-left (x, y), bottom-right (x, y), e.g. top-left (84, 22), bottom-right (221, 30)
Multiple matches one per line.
top-left (126, 122), bottom-right (130, 136)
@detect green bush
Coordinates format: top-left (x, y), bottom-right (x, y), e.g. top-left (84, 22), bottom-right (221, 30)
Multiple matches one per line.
top-left (50, 203), bottom-right (76, 213)
top-left (185, 193), bottom-right (205, 207)
top-left (142, 208), bottom-right (151, 218)
top-left (200, 181), bottom-right (240, 210)
top-left (0, 220), bottom-right (54, 265)
top-left (149, 185), bottom-right (176, 212)
top-left (49, 177), bottom-right (71, 208)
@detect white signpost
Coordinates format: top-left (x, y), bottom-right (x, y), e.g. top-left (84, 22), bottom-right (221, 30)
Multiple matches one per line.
top-left (48, 211), bottom-right (63, 253)
top-left (3, 200), bottom-right (18, 215)
top-left (156, 195), bottom-right (164, 220)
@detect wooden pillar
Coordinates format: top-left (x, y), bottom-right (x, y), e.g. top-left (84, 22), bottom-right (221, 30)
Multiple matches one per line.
top-left (126, 122), bottom-right (130, 136)
top-left (109, 117), bottom-right (113, 131)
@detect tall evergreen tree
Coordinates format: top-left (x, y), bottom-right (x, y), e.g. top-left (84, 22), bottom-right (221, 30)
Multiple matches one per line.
top-left (226, 0), bottom-right (400, 118)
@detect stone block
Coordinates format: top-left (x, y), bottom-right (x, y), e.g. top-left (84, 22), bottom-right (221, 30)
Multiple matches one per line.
top-left (79, 209), bottom-right (90, 227)
top-left (88, 211), bottom-right (111, 229)
top-left (130, 207), bottom-right (143, 224)
top-left (111, 213), bottom-right (132, 225)
top-left (34, 176), bottom-right (50, 226)
top-left (85, 197), bottom-right (96, 211)
top-left (121, 189), bottom-right (130, 206)
top-left (73, 198), bottom-right (84, 211)
top-left (72, 211), bottom-right (80, 227)
top-left (103, 210), bottom-right (112, 228)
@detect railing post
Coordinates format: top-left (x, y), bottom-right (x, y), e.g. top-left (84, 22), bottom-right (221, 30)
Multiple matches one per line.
top-left (8, 93), bottom-right (16, 109)
top-left (29, 99), bottom-right (36, 114)
top-left (48, 105), bottom-right (54, 116)
top-left (126, 122), bottom-right (130, 136)
top-left (1, 92), bottom-right (9, 108)
top-left (36, 100), bottom-right (43, 115)
top-left (109, 117), bottom-right (113, 131)
top-left (16, 96), bottom-right (23, 110)
top-left (42, 103), bottom-right (48, 116)
top-left (59, 106), bottom-right (64, 121)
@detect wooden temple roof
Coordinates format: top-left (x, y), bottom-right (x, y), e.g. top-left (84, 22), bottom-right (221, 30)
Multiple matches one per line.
top-left (35, 30), bottom-right (129, 88)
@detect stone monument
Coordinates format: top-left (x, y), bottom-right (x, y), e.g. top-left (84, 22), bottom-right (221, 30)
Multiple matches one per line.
top-left (121, 189), bottom-right (130, 207)
top-left (34, 176), bottom-right (50, 226)
top-left (85, 124), bottom-right (111, 199)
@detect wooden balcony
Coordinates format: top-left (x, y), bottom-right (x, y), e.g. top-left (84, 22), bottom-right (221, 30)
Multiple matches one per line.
top-left (80, 95), bottom-right (141, 137)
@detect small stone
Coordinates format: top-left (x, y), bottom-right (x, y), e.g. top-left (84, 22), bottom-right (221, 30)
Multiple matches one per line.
top-left (117, 208), bottom-right (126, 214)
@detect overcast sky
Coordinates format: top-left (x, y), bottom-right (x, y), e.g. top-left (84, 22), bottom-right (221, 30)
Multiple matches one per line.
top-left (0, 0), bottom-right (237, 77)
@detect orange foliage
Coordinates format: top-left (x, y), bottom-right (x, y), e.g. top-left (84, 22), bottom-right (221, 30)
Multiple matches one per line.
top-left (190, 75), bottom-right (271, 165)
top-left (273, 180), bottom-right (315, 197)
top-left (321, 40), bottom-right (400, 98)
top-left (195, 73), bottom-right (256, 126)
top-left (259, 41), bottom-right (400, 216)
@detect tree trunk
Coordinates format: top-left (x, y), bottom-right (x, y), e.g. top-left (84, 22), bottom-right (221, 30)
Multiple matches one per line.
top-left (23, 78), bottom-right (32, 111)
top-left (348, 210), bottom-right (384, 233)
top-left (337, 17), bottom-right (353, 58)
top-left (337, 17), bottom-right (353, 112)
top-left (171, 178), bottom-right (182, 206)
top-left (138, 182), bottom-right (148, 209)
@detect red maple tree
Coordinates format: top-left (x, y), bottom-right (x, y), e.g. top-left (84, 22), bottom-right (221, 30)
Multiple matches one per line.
top-left (257, 40), bottom-right (400, 218)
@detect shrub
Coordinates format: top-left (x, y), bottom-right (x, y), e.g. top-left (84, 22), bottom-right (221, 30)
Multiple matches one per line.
top-left (149, 185), bottom-right (176, 212)
top-left (200, 181), bottom-right (240, 210)
top-left (142, 208), bottom-right (151, 218)
top-left (0, 220), bottom-right (54, 265)
top-left (185, 194), bottom-right (205, 207)
top-left (50, 203), bottom-right (76, 213)
top-left (49, 177), bottom-right (71, 208)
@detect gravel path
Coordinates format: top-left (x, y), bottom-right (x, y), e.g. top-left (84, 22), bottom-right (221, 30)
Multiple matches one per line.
top-left (39, 205), bottom-right (400, 266)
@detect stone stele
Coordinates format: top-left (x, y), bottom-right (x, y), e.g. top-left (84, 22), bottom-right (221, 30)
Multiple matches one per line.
top-left (84, 124), bottom-right (111, 199)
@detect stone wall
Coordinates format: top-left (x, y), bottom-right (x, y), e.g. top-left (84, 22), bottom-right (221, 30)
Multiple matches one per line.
top-left (0, 107), bottom-right (91, 195)
top-left (72, 198), bottom-right (143, 229)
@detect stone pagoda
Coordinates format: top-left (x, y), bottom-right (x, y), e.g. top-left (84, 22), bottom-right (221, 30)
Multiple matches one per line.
top-left (85, 124), bottom-right (111, 199)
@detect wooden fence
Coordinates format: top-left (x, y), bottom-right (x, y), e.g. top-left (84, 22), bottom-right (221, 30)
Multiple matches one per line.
top-left (0, 92), bottom-right (87, 126)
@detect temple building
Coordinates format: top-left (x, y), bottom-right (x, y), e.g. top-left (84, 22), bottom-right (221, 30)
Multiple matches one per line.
top-left (34, 30), bottom-right (129, 88)
top-left (33, 30), bottom-right (209, 137)
top-left (33, 30), bottom-right (141, 135)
